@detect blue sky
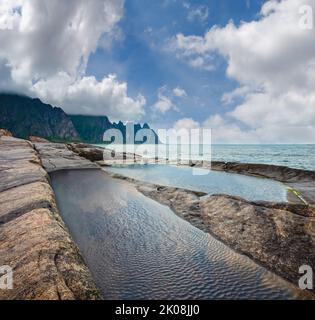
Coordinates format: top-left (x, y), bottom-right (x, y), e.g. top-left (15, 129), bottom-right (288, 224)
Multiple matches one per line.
top-left (86, 0), bottom-right (266, 128)
top-left (1, 0), bottom-right (314, 143)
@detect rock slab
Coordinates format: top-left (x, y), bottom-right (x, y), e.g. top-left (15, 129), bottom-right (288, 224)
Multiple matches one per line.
top-left (34, 142), bottom-right (99, 173)
top-left (0, 136), bottom-right (101, 300)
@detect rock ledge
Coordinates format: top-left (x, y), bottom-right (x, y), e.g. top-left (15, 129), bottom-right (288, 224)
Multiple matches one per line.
top-left (0, 136), bottom-right (101, 300)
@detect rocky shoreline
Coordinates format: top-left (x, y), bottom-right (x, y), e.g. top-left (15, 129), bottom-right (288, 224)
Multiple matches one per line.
top-left (66, 142), bottom-right (315, 204)
top-left (68, 142), bottom-right (315, 294)
top-left (106, 172), bottom-right (315, 294)
top-left (1, 136), bottom-right (314, 299)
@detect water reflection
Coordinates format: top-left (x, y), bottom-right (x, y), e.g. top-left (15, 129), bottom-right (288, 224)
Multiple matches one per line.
top-left (50, 169), bottom-right (303, 300)
top-left (106, 164), bottom-right (287, 202)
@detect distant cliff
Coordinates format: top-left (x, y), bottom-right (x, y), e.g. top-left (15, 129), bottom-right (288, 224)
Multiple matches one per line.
top-left (70, 115), bottom-right (159, 144)
top-left (0, 93), bottom-right (159, 144)
top-left (0, 94), bottom-right (79, 141)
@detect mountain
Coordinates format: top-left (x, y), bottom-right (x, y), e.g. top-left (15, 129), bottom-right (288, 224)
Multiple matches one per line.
top-left (0, 93), bottom-right (79, 141)
top-left (0, 93), bottom-right (159, 144)
top-left (69, 115), bottom-right (112, 143)
top-left (70, 115), bottom-right (159, 144)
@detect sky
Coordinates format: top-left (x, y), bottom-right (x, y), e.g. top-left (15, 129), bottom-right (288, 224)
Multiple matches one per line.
top-left (0, 0), bottom-right (314, 143)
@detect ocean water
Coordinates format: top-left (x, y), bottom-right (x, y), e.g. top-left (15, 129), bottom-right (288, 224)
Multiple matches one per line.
top-left (96, 144), bottom-right (315, 171)
top-left (212, 145), bottom-right (315, 171)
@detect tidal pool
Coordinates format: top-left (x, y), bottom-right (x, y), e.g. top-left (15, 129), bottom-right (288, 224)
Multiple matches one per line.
top-left (105, 164), bottom-right (288, 202)
top-left (50, 169), bottom-right (303, 300)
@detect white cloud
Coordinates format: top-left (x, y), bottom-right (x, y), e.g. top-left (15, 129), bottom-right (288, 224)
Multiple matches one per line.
top-left (153, 94), bottom-right (174, 114)
top-left (172, 109), bottom-right (315, 144)
top-left (173, 86), bottom-right (187, 97)
top-left (221, 86), bottom-right (253, 105)
top-left (0, 0), bottom-right (146, 120)
top-left (182, 2), bottom-right (209, 22)
top-left (33, 73), bottom-right (145, 121)
top-left (203, 115), bottom-right (259, 144)
top-left (169, 33), bottom-right (214, 71)
top-left (202, 111), bottom-right (315, 144)
top-left (174, 118), bottom-right (199, 130)
top-left (152, 86), bottom-right (179, 114)
top-left (172, 116), bottom-right (258, 144)
top-left (170, 0), bottom-right (315, 143)
top-left (98, 25), bottom-right (125, 51)
top-left (187, 5), bottom-right (209, 22)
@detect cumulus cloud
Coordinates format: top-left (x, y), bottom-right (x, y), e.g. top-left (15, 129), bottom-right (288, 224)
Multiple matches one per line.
top-left (152, 95), bottom-right (174, 114)
top-left (0, 0), bottom-right (146, 120)
top-left (33, 73), bottom-right (145, 120)
top-left (173, 86), bottom-right (187, 97)
top-left (170, 0), bottom-right (315, 143)
top-left (171, 116), bottom-right (258, 144)
top-left (153, 93), bottom-right (174, 114)
top-left (152, 86), bottom-right (180, 114)
top-left (203, 115), bottom-right (259, 144)
top-left (169, 33), bottom-right (215, 71)
top-left (174, 117), bottom-right (199, 130)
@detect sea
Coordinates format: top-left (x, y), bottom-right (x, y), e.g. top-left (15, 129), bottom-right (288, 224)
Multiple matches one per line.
top-left (211, 144), bottom-right (315, 171)
top-left (95, 144), bottom-right (315, 172)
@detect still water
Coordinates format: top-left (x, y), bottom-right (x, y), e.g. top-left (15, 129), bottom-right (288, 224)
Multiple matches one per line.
top-left (106, 164), bottom-right (288, 202)
top-left (50, 169), bottom-right (304, 300)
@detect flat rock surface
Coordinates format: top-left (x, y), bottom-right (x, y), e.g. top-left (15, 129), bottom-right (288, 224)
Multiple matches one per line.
top-left (0, 136), bottom-right (101, 300)
top-left (201, 195), bottom-right (315, 289)
top-left (207, 161), bottom-right (315, 182)
top-left (0, 181), bottom-right (56, 224)
top-left (288, 181), bottom-right (315, 204)
top-left (34, 143), bottom-right (99, 172)
top-left (0, 137), bottom-right (47, 193)
top-left (0, 209), bottom-right (99, 300)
